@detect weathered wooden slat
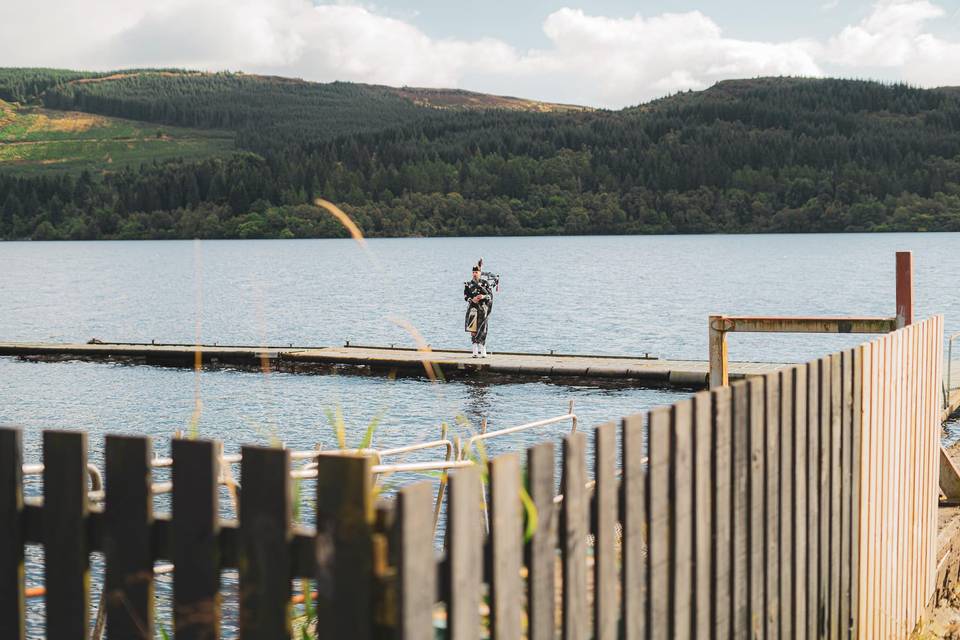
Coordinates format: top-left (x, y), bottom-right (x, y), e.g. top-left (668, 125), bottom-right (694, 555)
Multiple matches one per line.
top-left (490, 453), bottom-right (522, 640)
top-left (806, 361), bottom-right (820, 639)
top-left (43, 430), bottom-right (90, 638)
top-left (818, 357), bottom-right (833, 638)
top-left (731, 382), bottom-right (750, 638)
top-left (849, 347), bottom-right (862, 640)
top-left (711, 386), bottom-right (733, 640)
top-left (829, 353), bottom-right (842, 640)
top-left (793, 365), bottom-right (809, 640)
top-left (874, 328), bottom-right (890, 640)
top-left (239, 445), bottom-right (292, 640)
top-left (922, 321), bottom-right (940, 620)
top-left (691, 391), bottom-right (713, 640)
top-left (525, 442), bottom-right (556, 640)
top-left (748, 377), bottom-right (765, 639)
top-left (840, 351), bottom-right (853, 639)
top-left (445, 465), bottom-right (482, 640)
top-left (0, 427), bottom-right (25, 640)
top-left (779, 367), bottom-right (795, 639)
top-left (621, 414), bottom-right (647, 640)
top-left (765, 372), bottom-right (781, 639)
top-left (889, 330), bottom-right (902, 638)
top-left (172, 438), bottom-right (221, 640)
top-left (316, 454), bottom-right (373, 640)
top-left (671, 401), bottom-right (693, 640)
top-left (818, 357), bottom-right (832, 637)
top-left (561, 431), bottom-right (587, 640)
top-left (395, 481), bottom-right (436, 640)
top-left (104, 435), bottom-right (155, 640)
top-left (911, 324), bottom-right (924, 631)
top-left (593, 421), bottom-right (618, 640)
top-left (865, 339), bottom-right (881, 638)
top-left (648, 406), bottom-right (672, 638)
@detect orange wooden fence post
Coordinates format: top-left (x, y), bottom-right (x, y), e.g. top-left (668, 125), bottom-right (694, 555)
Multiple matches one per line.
top-left (896, 251), bottom-right (913, 328)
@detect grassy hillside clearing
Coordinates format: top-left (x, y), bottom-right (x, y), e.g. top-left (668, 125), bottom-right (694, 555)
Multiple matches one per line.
top-left (0, 98), bottom-right (234, 174)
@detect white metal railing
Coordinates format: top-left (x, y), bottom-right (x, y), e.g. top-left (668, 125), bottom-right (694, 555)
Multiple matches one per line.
top-left (945, 332), bottom-right (960, 410)
top-left (459, 400), bottom-right (578, 463)
top-left (21, 404), bottom-right (580, 536)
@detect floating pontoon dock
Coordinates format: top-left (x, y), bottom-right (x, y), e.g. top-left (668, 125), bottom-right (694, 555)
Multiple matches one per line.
top-left (0, 341), bottom-right (786, 388)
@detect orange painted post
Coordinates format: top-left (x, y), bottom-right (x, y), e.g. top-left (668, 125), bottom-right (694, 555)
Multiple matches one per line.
top-left (896, 251), bottom-right (913, 328)
top-left (709, 315), bottom-right (729, 388)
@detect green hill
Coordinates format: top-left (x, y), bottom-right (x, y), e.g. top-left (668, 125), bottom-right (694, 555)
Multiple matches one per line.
top-left (2, 69), bottom-right (960, 240)
top-left (0, 98), bottom-right (234, 174)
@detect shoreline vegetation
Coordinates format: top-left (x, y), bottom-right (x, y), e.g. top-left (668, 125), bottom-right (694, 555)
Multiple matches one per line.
top-left (2, 69), bottom-right (960, 240)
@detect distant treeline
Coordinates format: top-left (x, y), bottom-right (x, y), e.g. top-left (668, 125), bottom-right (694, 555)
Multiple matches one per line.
top-left (3, 71), bottom-right (960, 239)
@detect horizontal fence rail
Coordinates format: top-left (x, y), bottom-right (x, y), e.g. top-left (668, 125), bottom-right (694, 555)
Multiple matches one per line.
top-left (0, 317), bottom-right (944, 639)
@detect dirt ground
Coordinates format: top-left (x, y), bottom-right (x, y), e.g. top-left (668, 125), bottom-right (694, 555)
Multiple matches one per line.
top-left (914, 441), bottom-right (960, 638)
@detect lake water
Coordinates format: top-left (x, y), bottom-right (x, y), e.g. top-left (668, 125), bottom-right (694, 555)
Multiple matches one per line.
top-left (2, 233), bottom-right (958, 450)
top-left (2, 233), bottom-right (959, 637)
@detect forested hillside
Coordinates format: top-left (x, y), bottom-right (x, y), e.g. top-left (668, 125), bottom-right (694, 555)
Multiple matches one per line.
top-left (2, 70), bottom-right (960, 240)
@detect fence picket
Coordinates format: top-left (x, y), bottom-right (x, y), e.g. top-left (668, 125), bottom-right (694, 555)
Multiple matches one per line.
top-left (731, 382), bottom-right (750, 638)
top-left (671, 401), bottom-right (694, 640)
top-left (445, 465), bottom-right (482, 640)
top-left (712, 386), bottom-right (733, 640)
top-left (593, 421), bottom-right (617, 640)
top-left (648, 406), bottom-right (672, 638)
top-left (395, 481), bottom-right (435, 640)
top-left (806, 361), bottom-right (820, 639)
top-left (830, 353), bottom-right (842, 640)
top-left (172, 438), bottom-right (221, 640)
top-left (748, 378), bottom-right (765, 638)
top-left (765, 372), bottom-right (781, 639)
top-left (489, 453), bottom-right (522, 640)
top-left (43, 430), bottom-right (89, 639)
top-left (316, 454), bottom-right (374, 640)
top-left (525, 442), bottom-right (556, 640)
top-left (239, 446), bottom-right (292, 640)
top-left (621, 414), bottom-right (647, 640)
top-left (691, 391), bottom-right (713, 640)
top-left (819, 357), bottom-right (832, 638)
top-left (840, 351), bottom-right (853, 639)
top-left (561, 431), bottom-right (587, 640)
top-left (793, 365), bottom-right (809, 639)
top-left (850, 347), bottom-right (862, 640)
top-left (0, 427), bottom-right (24, 640)
top-left (104, 435), bottom-right (154, 639)
top-left (779, 368), bottom-right (795, 639)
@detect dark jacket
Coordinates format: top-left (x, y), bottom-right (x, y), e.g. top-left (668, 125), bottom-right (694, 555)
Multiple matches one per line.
top-left (464, 279), bottom-right (492, 307)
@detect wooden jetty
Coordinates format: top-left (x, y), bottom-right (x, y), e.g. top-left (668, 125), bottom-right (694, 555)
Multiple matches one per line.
top-left (0, 341), bottom-right (787, 388)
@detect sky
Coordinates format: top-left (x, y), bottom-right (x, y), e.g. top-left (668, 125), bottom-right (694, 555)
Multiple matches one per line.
top-left (2, 0), bottom-right (960, 108)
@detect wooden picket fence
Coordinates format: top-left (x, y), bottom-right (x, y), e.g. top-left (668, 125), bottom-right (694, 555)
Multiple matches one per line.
top-left (0, 316), bottom-right (944, 639)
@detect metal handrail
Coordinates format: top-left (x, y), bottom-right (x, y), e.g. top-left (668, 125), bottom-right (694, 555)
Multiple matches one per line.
top-left (21, 463), bottom-right (103, 494)
top-left (459, 401), bottom-right (577, 462)
top-left (947, 332), bottom-right (960, 408)
top-left (21, 405), bottom-right (580, 539)
top-left (292, 459), bottom-right (475, 479)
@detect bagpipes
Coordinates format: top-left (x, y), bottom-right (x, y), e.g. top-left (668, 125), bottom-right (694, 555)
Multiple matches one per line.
top-left (477, 258), bottom-right (500, 292)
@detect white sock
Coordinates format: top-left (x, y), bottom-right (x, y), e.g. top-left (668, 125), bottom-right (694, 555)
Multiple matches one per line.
top-left (472, 344), bottom-right (479, 357)
top-left (481, 345), bottom-right (487, 357)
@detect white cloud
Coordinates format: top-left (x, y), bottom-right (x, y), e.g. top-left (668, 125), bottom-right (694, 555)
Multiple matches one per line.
top-left (512, 9), bottom-right (822, 103)
top-left (827, 0), bottom-right (945, 66)
top-left (824, 0), bottom-right (960, 86)
top-left (0, 0), bottom-right (959, 108)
